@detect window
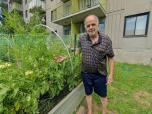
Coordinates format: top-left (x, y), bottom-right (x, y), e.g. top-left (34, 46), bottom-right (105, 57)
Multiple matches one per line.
top-left (51, 9), bottom-right (57, 21)
top-left (63, 25), bottom-right (71, 35)
top-left (99, 19), bottom-right (105, 33)
top-left (80, 22), bottom-right (85, 33)
top-left (25, 0), bottom-right (27, 4)
top-left (25, 10), bottom-right (28, 18)
top-left (123, 12), bottom-right (149, 37)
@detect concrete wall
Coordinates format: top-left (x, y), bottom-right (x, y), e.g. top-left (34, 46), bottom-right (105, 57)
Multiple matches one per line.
top-left (105, 0), bottom-right (152, 65)
top-left (48, 83), bottom-right (85, 114)
top-left (45, 0), bottom-right (63, 36)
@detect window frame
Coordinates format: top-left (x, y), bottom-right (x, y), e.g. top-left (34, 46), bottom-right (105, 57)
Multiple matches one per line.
top-left (63, 25), bottom-right (71, 35)
top-left (25, 0), bottom-right (27, 5)
top-left (123, 12), bottom-right (150, 38)
top-left (25, 10), bottom-right (28, 18)
top-left (51, 9), bottom-right (57, 21)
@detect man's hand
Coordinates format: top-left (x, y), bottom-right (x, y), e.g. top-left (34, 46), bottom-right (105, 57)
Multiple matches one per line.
top-left (107, 57), bottom-right (114, 86)
top-left (53, 55), bottom-right (67, 63)
top-left (107, 74), bottom-right (113, 86)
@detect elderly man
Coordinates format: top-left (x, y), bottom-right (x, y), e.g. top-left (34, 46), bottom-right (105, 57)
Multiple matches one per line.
top-left (76, 15), bottom-right (115, 114)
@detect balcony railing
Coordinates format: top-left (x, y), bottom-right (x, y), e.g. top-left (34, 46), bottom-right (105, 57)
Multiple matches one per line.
top-left (52, 0), bottom-right (106, 22)
top-left (12, 2), bottom-right (23, 11)
top-left (28, 0), bottom-right (45, 10)
top-left (79, 0), bottom-right (99, 10)
top-left (61, 0), bottom-right (69, 2)
top-left (10, 0), bottom-right (22, 4)
top-left (52, 0), bottom-right (72, 21)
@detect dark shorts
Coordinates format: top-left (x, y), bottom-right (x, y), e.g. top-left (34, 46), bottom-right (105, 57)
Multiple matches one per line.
top-left (81, 72), bottom-right (107, 97)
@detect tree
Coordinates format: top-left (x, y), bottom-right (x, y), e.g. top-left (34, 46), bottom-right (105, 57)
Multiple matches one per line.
top-left (0, 5), bottom-right (47, 34)
top-left (0, 10), bottom-right (26, 34)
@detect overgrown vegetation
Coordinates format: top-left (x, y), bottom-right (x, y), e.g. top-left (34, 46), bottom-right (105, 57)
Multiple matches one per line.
top-left (0, 6), bottom-right (81, 114)
top-left (0, 10), bottom-right (25, 34)
top-left (0, 7), bottom-right (46, 35)
top-left (0, 34), bottom-right (81, 113)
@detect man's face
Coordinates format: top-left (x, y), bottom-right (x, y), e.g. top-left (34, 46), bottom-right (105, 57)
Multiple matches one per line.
top-left (85, 16), bottom-right (99, 37)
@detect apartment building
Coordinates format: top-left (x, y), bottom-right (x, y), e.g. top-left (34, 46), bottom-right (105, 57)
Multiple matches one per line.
top-left (0, 0), bottom-right (8, 22)
top-left (106, 0), bottom-right (152, 65)
top-left (0, 0), bottom-right (45, 22)
top-left (46, 0), bottom-right (106, 36)
top-left (46, 0), bottom-right (152, 65)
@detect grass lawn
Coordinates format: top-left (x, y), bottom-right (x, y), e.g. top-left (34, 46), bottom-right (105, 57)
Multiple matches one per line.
top-left (92, 63), bottom-right (152, 114)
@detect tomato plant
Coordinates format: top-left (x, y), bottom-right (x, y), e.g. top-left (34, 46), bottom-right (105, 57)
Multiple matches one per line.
top-left (0, 34), bottom-right (81, 113)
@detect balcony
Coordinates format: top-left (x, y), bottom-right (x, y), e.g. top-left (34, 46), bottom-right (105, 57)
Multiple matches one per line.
top-left (51, 0), bottom-right (72, 25)
top-left (10, 0), bottom-right (22, 4)
top-left (51, 0), bottom-right (106, 25)
top-left (12, 2), bottom-right (23, 11)
top-left (28, 0), bottom-right (45, 10)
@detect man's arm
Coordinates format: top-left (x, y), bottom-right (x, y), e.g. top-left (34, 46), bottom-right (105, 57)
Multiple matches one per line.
top-left (107, 57), bottom-right (114, 85)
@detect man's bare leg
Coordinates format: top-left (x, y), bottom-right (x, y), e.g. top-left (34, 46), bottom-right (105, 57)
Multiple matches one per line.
top-left (101, 97), bottom-right (108, 114)
top-left (86, 95), bottom-right (93, 114)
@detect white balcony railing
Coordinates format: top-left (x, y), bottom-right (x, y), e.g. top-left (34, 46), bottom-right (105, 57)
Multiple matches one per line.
top-left (79, 0), bottom-right (99, 10)
top-left (12, 2), bottom-right (23, 11)
top-left (28, 0), bottom-right (45, 10)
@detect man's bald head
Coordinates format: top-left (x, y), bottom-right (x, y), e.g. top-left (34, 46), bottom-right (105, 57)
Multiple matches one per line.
top-left (84, 15), bottom-right (99, 28)
top-left (84, 15), bottom-right (99, 37)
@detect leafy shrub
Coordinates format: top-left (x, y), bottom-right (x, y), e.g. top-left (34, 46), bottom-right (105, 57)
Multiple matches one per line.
top-left (0, 34), bottom-right (81, 113)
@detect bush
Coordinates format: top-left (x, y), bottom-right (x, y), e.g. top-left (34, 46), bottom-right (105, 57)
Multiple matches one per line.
top-left (0, 34), bottom-right (81, 113)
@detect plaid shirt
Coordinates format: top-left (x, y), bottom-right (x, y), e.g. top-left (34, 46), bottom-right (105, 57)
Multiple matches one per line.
top-left (78, 32), bottom-right (114, 75)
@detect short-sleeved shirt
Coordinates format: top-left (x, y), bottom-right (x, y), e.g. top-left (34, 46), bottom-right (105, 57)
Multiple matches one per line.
top-left (78, 32), bottom-right (114, 76)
